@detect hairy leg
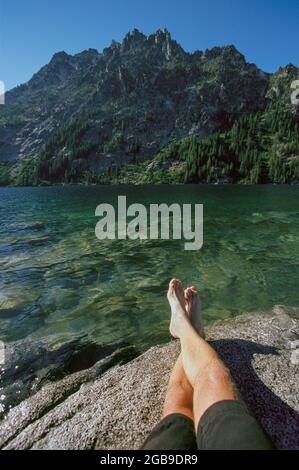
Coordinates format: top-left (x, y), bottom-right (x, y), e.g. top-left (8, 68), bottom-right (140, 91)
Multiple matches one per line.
top-left (192, 357), bottom-right (238, 429)
top-left (162, 354), bottom-right (194, 420)
top-left (167, 279), bottom-right (238, 430)
top-left (163, 282), bottom-right (206, 420)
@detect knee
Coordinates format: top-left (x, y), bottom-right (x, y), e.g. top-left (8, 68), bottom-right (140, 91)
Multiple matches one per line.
top-left (202, 359), bottom-right (232, 389)
top-left (169, 374), bottom-right (193, 395)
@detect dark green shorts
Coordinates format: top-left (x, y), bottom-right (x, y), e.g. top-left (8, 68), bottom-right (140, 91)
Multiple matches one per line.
top-left (141, 400), bottom-right (274, 450)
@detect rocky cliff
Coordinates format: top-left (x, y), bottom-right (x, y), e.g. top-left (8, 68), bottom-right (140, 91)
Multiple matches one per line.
top-left (0, 29), bottom-right (298, 185)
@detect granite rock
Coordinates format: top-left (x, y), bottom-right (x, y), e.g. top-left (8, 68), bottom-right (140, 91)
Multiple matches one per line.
top-left (0, 307), bottom-right (298, 450)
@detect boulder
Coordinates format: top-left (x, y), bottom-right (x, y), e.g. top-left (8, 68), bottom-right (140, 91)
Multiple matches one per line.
top-left (0, 307), bottom-right (298, 450)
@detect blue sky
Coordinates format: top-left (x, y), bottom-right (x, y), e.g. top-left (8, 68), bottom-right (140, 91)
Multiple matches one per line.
top-left (1, 0), bottom-right (299, 90)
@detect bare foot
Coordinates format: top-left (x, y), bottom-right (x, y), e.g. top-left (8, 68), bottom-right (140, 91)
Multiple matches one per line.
top-left (184, 287), bottom-right (205, 338)
top-left (167, 278), bottom-right (189, 338)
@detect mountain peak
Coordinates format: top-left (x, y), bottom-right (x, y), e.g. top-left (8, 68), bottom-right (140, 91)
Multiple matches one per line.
top-left (122, 28), bottom-right (146, 50)
top-left (78, 48), bottom-right (99, 55)
top-left (2, 28), bottom-right (285, 181)
top-left (148, 28), bottom-right (172, 44)
top-left (126, 28), bottom-right (146, 39)
top-left (50, 51), bottom-right (70, 63)
top-left (153, 27), bottom-right (171, 38)
top-left (146, 28), bottom-right (183, 60)
top-left (276, 63), bottom-right (298, 74)
top-left (204, 44), bottom-right (246, 64)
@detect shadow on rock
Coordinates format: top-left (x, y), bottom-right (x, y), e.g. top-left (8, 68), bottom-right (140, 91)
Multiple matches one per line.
top-left (211, 339), bottom-right (299, 449)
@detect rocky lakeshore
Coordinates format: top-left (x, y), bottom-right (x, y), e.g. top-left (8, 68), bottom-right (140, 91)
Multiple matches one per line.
top-left (0, 306), bottom-right (298, 450)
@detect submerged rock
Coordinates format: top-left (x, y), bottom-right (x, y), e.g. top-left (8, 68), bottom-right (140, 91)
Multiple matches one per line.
top-left (0, 307), bottom-right (298, 450)
top-left (0, 336), bottom-right (138, 416)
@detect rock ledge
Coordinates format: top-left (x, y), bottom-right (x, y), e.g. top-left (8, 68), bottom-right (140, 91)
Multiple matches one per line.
top-left (0, 307), bottom-right (298, 450)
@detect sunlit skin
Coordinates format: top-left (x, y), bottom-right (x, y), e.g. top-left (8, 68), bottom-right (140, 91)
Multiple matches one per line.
top-left (163, 279), bottom-right (238, 430)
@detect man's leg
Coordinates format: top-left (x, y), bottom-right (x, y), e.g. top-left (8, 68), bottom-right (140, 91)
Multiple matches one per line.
top-left (167, 278), bottom-right (236, 426)
top-left (163, 354), bottom-right (194, 420)
top-left (167, 279), bottom-right (274, 449)
top-left (141, 287), bottom-right (197, 450)
top-left (141, 352), bottom-right (196, 450)
top-left (163, 285), bottom-right (206, 420)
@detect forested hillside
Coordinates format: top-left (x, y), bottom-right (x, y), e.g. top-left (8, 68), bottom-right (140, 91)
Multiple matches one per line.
top-left (0, 29), bottom-right (298, 185)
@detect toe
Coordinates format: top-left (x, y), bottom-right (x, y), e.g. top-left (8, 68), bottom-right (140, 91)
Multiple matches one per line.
top-left (176, 280), bottom-right (185, 300)
top-left (185, 287), bottom-right (193, 297)
top-left (184, 288), bottom-right (190, 303)
top-left (168, 278), bottom-right (176, 290)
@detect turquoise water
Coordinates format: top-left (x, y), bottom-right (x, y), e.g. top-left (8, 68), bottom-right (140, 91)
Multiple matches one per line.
top-left (0, 185), bottom-right (299, 352)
